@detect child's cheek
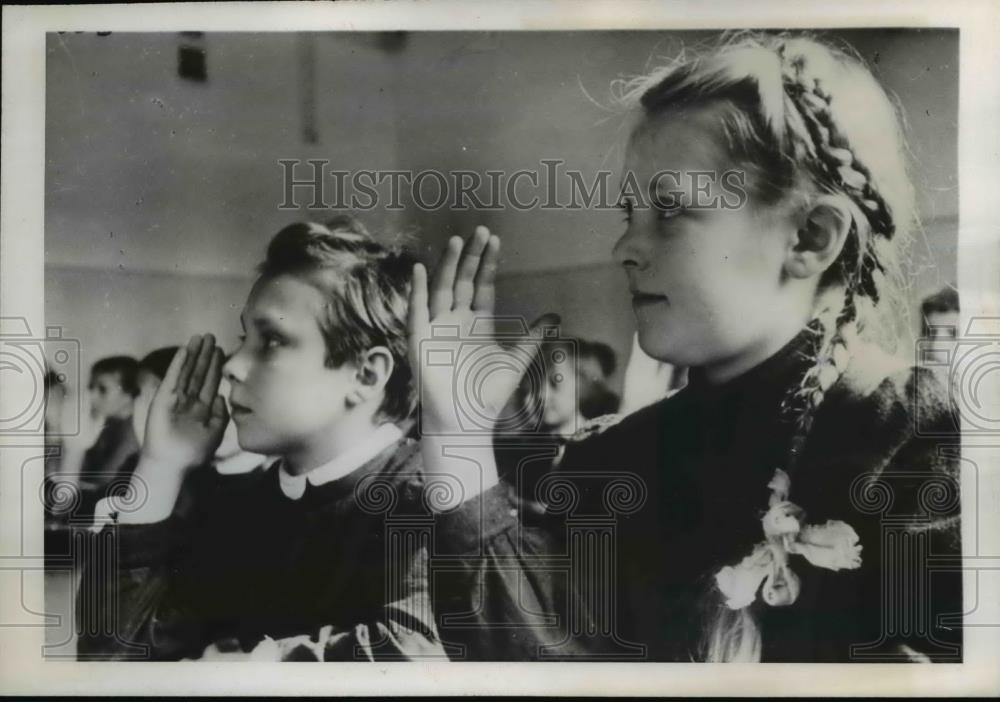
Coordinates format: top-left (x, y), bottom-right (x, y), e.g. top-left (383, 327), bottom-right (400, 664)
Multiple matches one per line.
top-left (270, 363), bottom-right (321, 415)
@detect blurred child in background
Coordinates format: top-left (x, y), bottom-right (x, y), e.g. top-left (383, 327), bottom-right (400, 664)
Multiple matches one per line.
top-left (495, 337), bottom-right (621, 504)
top-left (77, 356), bottom-right (141, 520)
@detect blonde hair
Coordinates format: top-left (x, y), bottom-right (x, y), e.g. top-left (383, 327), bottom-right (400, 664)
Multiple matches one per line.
top-left (617, 31), bottom-right (917, 661)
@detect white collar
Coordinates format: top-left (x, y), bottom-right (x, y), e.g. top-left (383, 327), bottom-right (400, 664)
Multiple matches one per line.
top-left (214, 449), bottom-right (268, 475)
top-left (277, 423), bottom-right (404, 500)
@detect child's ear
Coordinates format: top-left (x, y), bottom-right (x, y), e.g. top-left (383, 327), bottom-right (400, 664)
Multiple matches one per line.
top-left (346, 346), bottom-right (395, 408)
top-left (784, 194), bottom-right (853, 280)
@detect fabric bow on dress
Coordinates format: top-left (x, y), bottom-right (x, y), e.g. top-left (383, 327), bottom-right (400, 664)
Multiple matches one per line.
top-left (714, 468), bottom-right (863, 610)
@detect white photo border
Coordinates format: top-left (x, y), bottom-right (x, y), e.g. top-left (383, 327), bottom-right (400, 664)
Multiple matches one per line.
top-left (2, 0), bottom-right (998, 696)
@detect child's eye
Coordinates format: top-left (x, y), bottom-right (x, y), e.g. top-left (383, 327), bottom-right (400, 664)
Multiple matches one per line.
top-left (617, 200), bottom-right (634, 223)
top-left (653, 194), bottom-right (684, 220)
top-left (262, 334), bottom-right (284, 350)
top-left (654, 200), bottom-right (685, 222)
top-left (657, 207), bottom-right (683, 221)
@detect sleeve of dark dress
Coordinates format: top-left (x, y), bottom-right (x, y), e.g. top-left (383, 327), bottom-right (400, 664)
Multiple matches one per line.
top-left (846, 367), bottom-right (963, 662)
top-left (74, 467), bottom-right (223, 661)
top-left (427, 479), bottom-right (589, 660)
top-left (260, 545), bottom-right (446, 662)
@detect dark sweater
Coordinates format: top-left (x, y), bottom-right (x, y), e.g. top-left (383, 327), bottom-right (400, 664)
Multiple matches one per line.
top-left (432, 331), bottom-right (962, 662)
top-left (78, 417), bottom-right (140, 489)
top-left (76, 438), bottom-right (445, 661)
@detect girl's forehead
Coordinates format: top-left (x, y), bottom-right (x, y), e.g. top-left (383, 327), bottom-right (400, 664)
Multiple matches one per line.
top-left (625, 106), bottom-right (734, 175)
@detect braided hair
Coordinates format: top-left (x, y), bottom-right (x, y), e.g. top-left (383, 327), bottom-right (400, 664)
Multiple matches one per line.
top-left (618, 32), bottom-right (916, 661)
top-left (774, 40), bottom-right (907, 458)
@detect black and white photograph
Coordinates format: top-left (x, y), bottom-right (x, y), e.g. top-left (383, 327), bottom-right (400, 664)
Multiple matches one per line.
top-left (1, 0), bottom-right (998, 696)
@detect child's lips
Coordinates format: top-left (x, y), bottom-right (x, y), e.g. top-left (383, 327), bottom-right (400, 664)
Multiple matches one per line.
top-left (229, 401), bottom-right (253, 419)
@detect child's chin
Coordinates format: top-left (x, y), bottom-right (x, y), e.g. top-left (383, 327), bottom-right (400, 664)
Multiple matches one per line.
top-left (636, 329), bottom-right (678, 364)
top-left (233, 429), bottom-right (273, 456)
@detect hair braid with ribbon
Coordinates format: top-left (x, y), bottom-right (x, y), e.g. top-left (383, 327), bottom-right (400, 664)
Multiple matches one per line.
top-left (776, 40), bottom-right (901, 468)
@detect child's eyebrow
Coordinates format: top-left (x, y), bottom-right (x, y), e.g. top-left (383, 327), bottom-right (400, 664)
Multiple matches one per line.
top-left (248, 308), bottom-right (296, 335)
top-left (653, 185), bottom-right (683, 203)
top-left (238, 308), bottom-right (291, 334)
top-left (652, 177), bottom-right (686, 199)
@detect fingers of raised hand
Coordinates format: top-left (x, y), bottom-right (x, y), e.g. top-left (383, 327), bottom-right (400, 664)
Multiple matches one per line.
top-left (471, 233), bottom-right (500, 313)
top-left (159, 346), bottom-right (188, 404)
top-left (429, 236), bottom-right (462, 318)
top-left (185, 334), bottom-right (217, 398)
top-left (429, 226), bottom-right (499, 317)
top-left (198, 347), bottom-right (225, 406)
top-left (169, 334), bottom-right (223, 420)
top-left (453, 226), bottom-right (491, 309)
top-left (407, 262), bottom-right (430, 339)
top-left (173, 335), bottom-right (203, 398)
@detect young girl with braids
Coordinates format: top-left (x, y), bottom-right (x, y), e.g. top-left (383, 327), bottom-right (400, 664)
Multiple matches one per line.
top-left (421, 32), bottom-right (962, 662)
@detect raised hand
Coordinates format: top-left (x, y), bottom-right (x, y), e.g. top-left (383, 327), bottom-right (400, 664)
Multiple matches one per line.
top-left (141, 334), bottom-right (229, 473)
top-left (119, 334), bottom-right (229, 525)
top-left (408, 226), bottom-right (554, 436)
top-left (407, 226), bottom-right (556, 508)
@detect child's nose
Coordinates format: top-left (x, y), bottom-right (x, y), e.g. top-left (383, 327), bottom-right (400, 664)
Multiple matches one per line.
top-left (222, 348), bottom-right (247, 384)
top-left (612, 224), bottom-right (646, 270)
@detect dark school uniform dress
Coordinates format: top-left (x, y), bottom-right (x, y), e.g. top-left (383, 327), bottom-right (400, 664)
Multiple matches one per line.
top-left (76, 432), bottom-right (446, 661)
top-left (432, 330), bottom-right (963, 662)
top-left (494, 430), bottom-right (568, 505)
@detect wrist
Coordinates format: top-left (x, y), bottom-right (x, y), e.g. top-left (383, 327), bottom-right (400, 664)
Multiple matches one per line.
top-left (117, 455), bottom-right (186, 524)
top-left (419, 434), bottom-right (499, 511)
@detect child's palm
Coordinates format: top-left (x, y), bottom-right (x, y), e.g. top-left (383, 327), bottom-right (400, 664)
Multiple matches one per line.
top-left (408, 227), bottom-right (552, 433)
top-left (142, 335), bottom-right (229, 473)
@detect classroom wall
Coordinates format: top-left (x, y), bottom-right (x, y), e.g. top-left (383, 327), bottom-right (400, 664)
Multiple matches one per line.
top-left (45, 29), bottom-right (959, 422)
